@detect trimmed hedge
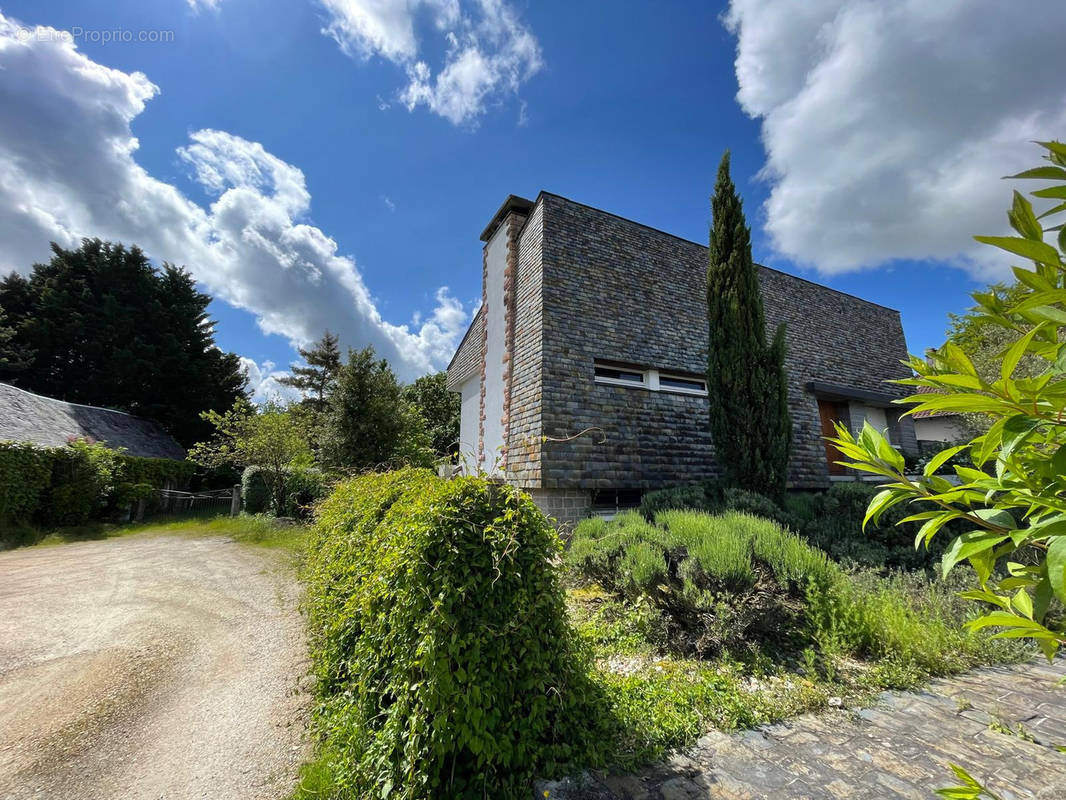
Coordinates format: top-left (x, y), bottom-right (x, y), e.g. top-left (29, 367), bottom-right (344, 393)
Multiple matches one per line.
top-left (302, 468), bottom-right (607, 799)
top-left (0, 440), bottom-right (195, 533)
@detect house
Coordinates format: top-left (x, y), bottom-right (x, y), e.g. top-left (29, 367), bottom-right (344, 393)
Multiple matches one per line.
top-left (446, 193), bottom-right (918, 525)
top-left (0, 382), bottom-right (186, 460)
top-left (911, 386), bottom-right (970, 448)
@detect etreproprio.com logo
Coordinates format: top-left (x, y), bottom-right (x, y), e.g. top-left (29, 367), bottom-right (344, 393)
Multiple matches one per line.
top-left (14, 25), bottom-right (175, 45)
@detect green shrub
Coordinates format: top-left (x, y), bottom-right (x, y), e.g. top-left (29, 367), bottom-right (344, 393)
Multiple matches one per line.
top-left (568, 511), bottom-right (839, 656)
top-left (241, 466), bottom-right (272, 515)
top-left (301, 468), bottom-right (609, 799)
top-left (722, 487), bottom-right (791, 526)
top-left (282, 466), bottom-right (329, 519)
top-left (569, 509), bottom-right (1024, 680)
top-left (1, 439), bottom-right (195, 537)
top-left (785, 482), bottom-right (948, 571)
top-left (120, 455), bottom-right (195, 489)
top-left (641, 481), bottom-right (950, 571)
top-left (0, 442), bottom-right (53, 524)
top-left (242, 464), bottom-right (330, 518)
top-left (639, 480), bottom-right (724, 520)
top-left (40, 439), bottom-right (121, 527)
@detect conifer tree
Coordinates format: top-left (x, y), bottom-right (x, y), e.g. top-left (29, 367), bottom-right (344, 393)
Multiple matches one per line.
top-left (279, 330), bottom-right (342, 413)
top-left (707, 151), bottom-right (792, 499)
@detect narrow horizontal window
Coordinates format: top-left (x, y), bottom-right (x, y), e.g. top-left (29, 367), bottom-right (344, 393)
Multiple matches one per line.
top-left (659, 375), bottom-right (707, 395)
top-left (594, 365), bottom-right (645, 385)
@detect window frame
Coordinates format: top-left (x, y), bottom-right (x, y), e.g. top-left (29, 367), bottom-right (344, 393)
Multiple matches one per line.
top-left (593, 360), bottom-right (708, 397)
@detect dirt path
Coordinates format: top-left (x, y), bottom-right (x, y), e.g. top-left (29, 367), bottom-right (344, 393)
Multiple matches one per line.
top-left (0, 533), bottom-right (309, 800)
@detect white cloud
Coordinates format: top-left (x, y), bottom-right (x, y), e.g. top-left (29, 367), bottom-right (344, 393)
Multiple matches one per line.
top-left (381, 194), bottom-right (396, 212)
top-left (725, 0), bottom-right (1066, 278)
top-left (0, 13), bottom-right (468, 381)
top-left (319, 0), bottom-right (541, 125)
top-left (239, 357), bottom-right (304, 405)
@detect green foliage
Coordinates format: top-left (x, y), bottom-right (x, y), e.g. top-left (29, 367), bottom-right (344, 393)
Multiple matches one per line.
top-left (566, 511), bottom-right (1019, 675)
top-left (0, 439), bottom-right (195, 545)
top-left (567, 511), bottom-right (836, 655)
top-left (403, 371), bottom-right (461, 458)
top-left (301, 469), bottom-right (609, 799)
top-left (321, 346), bottom-right (433, 471)
top-left (0, 442), bottom-right (53, 524)
top-left (639, 480), bottom-right (725, 520)
top-left (241, 463), bottom-right (326, 518)
top-left (42, 438), bottom-right (122, 527)
top-left (643, 480), bottom-right (947, 570)
top-left (707, 151), bottom-right (792, 499)
top-left (190, 399), bottom-right (312, 514)
top-left (278, 330), bottom-right (342, 416)
top-left (830, 141), bottom-right (1066, 660)
top-left (0, 239), bottom-right (247, 445)
top-left (241, 466), bottom-right (273, 515)
top-left (786, 482), bottom-right (950, 571)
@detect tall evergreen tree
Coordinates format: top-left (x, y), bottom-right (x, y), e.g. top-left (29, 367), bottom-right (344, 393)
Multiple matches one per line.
top-left (707, 152), bottom-right (792, 498)
top-left (321, 346), bottom-right (432, 471)
top-left (0, 239), bottom-right (247, 445)
top-left (278, 330), bottom-right (342, 413)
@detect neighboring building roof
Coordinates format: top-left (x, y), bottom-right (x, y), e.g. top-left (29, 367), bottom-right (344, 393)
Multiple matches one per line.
top-left (446, 305), bottom-right (484, 389)
top-left (0, 382), bottom-right (187, 460)
top-left (910, 384), bottom-right (964, 419)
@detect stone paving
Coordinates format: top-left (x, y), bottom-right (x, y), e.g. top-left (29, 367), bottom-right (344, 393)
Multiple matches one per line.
top-left (538, 659), bottom-right (1066, 799)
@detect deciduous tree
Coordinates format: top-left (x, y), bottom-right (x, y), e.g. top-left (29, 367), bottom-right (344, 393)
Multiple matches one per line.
top-left (189, 399), bottom-right (312, 513)
top-left (403, 371), bottom-right (460, 457)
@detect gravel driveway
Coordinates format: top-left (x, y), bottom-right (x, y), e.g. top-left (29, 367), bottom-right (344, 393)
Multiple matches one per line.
top-left (0, 533), bottom-right (309, 800)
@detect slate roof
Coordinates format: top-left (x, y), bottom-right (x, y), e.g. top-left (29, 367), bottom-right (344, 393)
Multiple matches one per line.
top-left (446, 305), bottom-right (484, 390)
top-left (0, 382), bottom-right (186, 460)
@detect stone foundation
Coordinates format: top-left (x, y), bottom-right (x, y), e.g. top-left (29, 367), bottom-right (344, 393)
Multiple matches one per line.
top-left (527, 488), bottom-right (592, 534)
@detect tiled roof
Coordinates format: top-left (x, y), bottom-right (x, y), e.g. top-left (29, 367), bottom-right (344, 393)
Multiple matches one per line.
top-left (910, 384), bottom-right (963, 419)
top-left (0, 382), bottom-right (186, 460)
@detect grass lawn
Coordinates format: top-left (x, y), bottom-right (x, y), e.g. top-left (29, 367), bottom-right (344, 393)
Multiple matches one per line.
top-left (2, 514), bottom-right (309, 556)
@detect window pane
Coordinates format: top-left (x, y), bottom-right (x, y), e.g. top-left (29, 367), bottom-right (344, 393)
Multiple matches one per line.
top-left (595, 367), bottom-right (644, 384)
top-left (660, 376), bottom-right (705, 392)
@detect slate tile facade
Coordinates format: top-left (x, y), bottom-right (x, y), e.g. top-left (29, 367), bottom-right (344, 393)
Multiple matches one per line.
top-left (447, 192), bottom-right (917, 527)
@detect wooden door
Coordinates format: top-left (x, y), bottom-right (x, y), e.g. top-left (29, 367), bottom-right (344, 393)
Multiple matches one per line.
top-left (818, 400), bottom-right (847, 476)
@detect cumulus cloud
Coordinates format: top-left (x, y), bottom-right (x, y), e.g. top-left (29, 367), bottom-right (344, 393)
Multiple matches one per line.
top-left (725, 0), bottom-right (1066, 278)
top-left (320, 0), bottom-right (541, 124)
top-left (0, 13), bottom-right (468, 380)
top-left (239, 357), bottom-right (304, 405)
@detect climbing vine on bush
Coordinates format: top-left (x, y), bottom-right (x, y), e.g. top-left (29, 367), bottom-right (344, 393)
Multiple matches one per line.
top-left (300, 468), bottom-right (611, 800)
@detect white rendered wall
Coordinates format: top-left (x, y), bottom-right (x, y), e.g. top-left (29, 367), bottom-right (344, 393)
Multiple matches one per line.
top-left (481, 223), bottom-right (508, 473)
top-left (914, 416), bottom-right (967, 443)
top-left (848, 402), bottom-right (891, 441)
top-left (457, 375), bottom-right (481, 471)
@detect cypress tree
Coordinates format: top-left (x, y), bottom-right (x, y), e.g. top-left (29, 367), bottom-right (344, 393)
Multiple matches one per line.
top-left (707, 151), bottom-right (792, 499)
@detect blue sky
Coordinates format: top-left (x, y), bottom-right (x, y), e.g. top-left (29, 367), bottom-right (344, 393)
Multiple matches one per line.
top-left (2, 1), bottom-right (1063, 399)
